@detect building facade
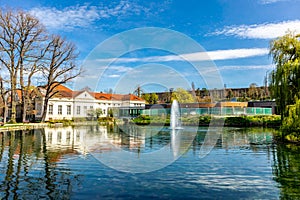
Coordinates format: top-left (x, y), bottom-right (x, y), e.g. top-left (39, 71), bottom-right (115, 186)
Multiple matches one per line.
top-left (35, 85), bottom-right (145, 121)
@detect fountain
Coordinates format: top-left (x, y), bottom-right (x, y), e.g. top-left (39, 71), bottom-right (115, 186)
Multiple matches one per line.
top-left (170, 100), bottom-right (182, 129)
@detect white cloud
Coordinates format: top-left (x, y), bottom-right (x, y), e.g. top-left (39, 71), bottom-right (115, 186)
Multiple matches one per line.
top-left (212, 20), bottom-right (300, 39)
top-left (219, 64), bottom-right (274, 70)
top-left (29, 5), bottom-right (99, 30)
top-left (29, 1), bottom-right (148, 30)
top-left (259, 0), bottom-right (287, 4)
top-left (202, 64), bottom-right (274, 74)
top-left (96, 48), bottom-right (269, 63)
top-left (107, 74), bottom-right (121, 78)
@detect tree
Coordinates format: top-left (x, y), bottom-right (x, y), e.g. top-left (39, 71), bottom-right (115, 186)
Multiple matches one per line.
top-left (201, 88), bottom-right (209, 98)
top-left (247, 83), bottom-right (259, 100)
top-left (0, 76), bottom-right (8, 124)
top-left (149, 93), bottom-right (158, 104)
top-left (16, 12), bottom-right (46, 122)
top-left (226, 89), bottom-right (234, 100)
top-left (0, 10), bottom-right (46, 122)
top-left (142, 93), bottom-right (150, 104)
top-left (281, 98), bottom-right (300, 140)
top-left (171, 88), bottom-right (196, 103)
top-left (87, 108), bottom-right (103, 119)
top-left (269, 32), bottom-right (300, 120)
top-left (142, 93), bottom-right (158, 104)
top-left (40, 35), bottom-right (80, 122)
top-left (133, 85), bottom-right (143, 97)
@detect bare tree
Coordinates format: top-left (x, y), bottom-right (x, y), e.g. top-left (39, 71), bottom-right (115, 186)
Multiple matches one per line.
top-left (0, 9), bottom-right (46, 122)
top-left (16, 11), bottom-right (46, 122)
top-left (40, 35), bottom-right (80, 122)
top-left (0, 10), bottom-right (20, 123)
top-left (0, 75), bottom-right (9, 124)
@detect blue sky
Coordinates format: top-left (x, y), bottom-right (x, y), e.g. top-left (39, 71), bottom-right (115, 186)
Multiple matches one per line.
top-left (2, 0), bottom-right (300, 93)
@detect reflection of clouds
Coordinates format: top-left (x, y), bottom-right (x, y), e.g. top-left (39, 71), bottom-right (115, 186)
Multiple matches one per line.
top-left (191, 175), bottom-right (275, 190)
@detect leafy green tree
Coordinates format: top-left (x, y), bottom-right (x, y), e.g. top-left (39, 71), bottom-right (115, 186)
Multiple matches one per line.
top-left (281, 98), bottom-right (300, 141)
top-left (142, 93), bottom-right (150, 103)
top-left (149, 93), bottom-right (158, 104)
top-left (171, 88), bottom-right (196, 103)
top-left (200, 88), bottom-right (209, 98)
top-left (142, 93), bottom-right (158, 104)
top-left (270, 32), bottom-right (300, 120)
top-left (270, 32), bottom-right (300, 140)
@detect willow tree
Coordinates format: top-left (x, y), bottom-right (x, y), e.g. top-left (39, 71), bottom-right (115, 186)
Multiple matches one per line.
top-left (269, 32), bottom-right (300, 121)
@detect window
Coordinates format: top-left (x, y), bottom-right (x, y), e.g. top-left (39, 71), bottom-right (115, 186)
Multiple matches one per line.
top-left (84, 106), bottom-right (87, 114)
top-left (48, 105), bottom-right (53, 115)
top-left (90, 106), bottom-right (93, 109)
top-left (67, 105), bottom-right (71, 115)
top-left (58, 105), bottom-right (62, 115)
top-left (77, 106), bottom-right (80, 115)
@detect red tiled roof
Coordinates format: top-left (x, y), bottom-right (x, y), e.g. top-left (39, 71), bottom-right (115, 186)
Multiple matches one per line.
top-left (39, 84), bottom-right (145, 101)
top-left (54, 84), bottom-right (72, 92)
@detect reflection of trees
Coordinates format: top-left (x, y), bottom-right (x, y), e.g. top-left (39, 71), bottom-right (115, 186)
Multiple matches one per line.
top-left (0, 132), bottom-right (4, 162)
top-left (0, 129), bottom-right (81, 199)
top-left (272, 144), bottom-right (300, 199)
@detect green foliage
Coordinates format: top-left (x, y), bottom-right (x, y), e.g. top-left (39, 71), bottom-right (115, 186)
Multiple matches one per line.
top-left (73, 117), bottom-right (87, 122)
top-left (171, 88), bottom-right (196, 103)
top-left (98, 117), bottom-right (114, 123)
top-left (270, 32), bottom-right (300, 118)
top-left (142, 93), bottom-right (158, 104)
top-left (269, 32), bottom-right (300, 141)
top-left (48, 119), bottom-right (73, 126)
top-left (132, 114), bottom-right (280, 127)
top-left (281, 99), bottom-right (300, 142)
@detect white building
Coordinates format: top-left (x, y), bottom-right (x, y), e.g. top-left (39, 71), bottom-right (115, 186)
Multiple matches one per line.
top-left (35, 85), bottom-right (145, 121)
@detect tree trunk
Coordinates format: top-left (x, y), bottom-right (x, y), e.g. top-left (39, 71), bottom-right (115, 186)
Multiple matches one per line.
top-left (41, 98), bottom-right (49, 122)
top-left (3, 101), bottom-right (7, 124)
top-left (10, 76), bottom-right (17, 123)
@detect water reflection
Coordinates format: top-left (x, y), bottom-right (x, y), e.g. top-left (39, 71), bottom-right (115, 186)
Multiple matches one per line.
top-left (0, 126), bottom-right (299, 199)
top-left (272, 143), bottom-right (300, 199)
top-left (0, 129), bottom-right (81, 199)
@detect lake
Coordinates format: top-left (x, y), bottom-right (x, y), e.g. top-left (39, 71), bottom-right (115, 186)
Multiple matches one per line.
top-left (0, 125), bottom-right (300, 199)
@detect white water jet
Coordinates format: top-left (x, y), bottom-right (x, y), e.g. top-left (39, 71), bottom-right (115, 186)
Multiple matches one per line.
top-left (170, 100), bottom-right (182, 129)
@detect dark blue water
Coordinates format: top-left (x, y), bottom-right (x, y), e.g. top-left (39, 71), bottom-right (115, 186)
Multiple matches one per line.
top-left (0, 126), bottom-right (300, 199)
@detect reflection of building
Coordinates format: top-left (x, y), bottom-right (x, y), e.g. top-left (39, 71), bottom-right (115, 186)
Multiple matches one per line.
top-left (35, 85), bottom-right (145, 121)
top-left (43, 126), bottom-right (146, 154)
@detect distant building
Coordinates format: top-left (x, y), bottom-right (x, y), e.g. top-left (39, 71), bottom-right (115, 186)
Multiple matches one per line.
top-left (34, 85), bottom-right (145, 121)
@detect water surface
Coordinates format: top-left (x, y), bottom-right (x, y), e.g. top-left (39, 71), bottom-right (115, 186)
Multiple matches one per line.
top-left (0, 125), bottom-right (300, 199)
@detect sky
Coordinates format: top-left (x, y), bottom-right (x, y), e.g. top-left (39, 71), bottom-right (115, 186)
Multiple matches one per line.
top-left (2, 0), bottom-right (300, 93)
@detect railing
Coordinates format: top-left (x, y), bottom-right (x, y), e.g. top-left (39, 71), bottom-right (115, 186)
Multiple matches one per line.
top-left (141, 107), bottom-right (273, 116)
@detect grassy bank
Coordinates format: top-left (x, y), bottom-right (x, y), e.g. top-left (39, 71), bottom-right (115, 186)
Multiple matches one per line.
top-left (132, 115), bottom-right (281, 127)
